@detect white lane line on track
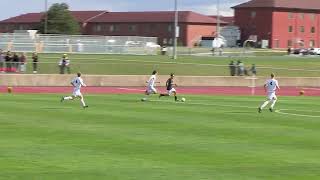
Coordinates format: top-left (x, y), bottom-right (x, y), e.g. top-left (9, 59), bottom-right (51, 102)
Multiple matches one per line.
top-left (302, 88), bottom-right (320, 91)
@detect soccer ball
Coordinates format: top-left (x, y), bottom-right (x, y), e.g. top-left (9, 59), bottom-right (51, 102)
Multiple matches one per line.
top-left (141, 97), bottom-right (147, 101)
top-left (181, 97), bottom-right (186, 102)
top-left (299, 90), bottom-right (305, 96)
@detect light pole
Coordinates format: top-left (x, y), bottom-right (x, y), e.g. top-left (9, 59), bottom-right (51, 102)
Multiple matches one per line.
top-left (44, 0), bottom-right (48, 34)
top-left (216, 0), bottom-right (220, 37)
top-left (172, 0), bottom-right (178, 60)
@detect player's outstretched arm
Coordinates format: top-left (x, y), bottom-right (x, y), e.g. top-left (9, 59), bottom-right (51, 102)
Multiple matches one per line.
top-left (276, 81), bottom-right (280, 90)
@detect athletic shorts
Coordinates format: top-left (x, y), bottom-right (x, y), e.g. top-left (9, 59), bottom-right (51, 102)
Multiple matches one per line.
top-left (73, 89), bottom-right (82, 97)
top-left (167, 88), bottom-right (176, 95)
top-left (267, 92), bottom-right (277, 100)
top-left (146, 86), bottom-right (157, 94)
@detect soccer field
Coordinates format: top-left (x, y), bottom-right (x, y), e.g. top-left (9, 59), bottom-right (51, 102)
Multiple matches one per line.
top-left (1, 93), bottom-right (320, 179)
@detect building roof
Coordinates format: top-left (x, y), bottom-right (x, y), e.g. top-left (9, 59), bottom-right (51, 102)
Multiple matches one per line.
top-left (209, 16), bottom-right (234, 24)
top-left (0, 10), bottom-right (222, 25)
top-left (233, 0), bottom-right (320, 10)
top-left (89, 11), bottom-right (222, 24)
top-left (0, 11), bottom-right (108, 23)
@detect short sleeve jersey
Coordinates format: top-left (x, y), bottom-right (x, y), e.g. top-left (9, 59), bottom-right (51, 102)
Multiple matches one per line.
top-left (72, 77), bottom-right (84, 91)
top-left (147, 75), bottom-right (156, 87)
top-left (265, 79), bottom-right (279, 93)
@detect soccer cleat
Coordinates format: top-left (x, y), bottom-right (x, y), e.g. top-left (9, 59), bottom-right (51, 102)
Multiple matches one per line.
top-left (175, 96), bottom-right (178, 101)
top-left (258, 107), bottom-right (262, 113)
top-left (269, 108), bottom-right (273, 112)
top-left (60, 97), bottom-right (64, 102)
top-left (83, 105), bottom-right (89, 109)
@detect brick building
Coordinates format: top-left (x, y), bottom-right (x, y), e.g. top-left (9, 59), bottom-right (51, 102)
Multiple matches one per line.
top-left (0, 11), bottom-right (226, 47)
top-left (233, 0), bottom-right (320, 49)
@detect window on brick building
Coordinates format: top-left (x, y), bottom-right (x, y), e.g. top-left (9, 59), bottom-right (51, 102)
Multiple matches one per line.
top-left (109, 25), bottom-right (119, 32)
top-left (251, 11), bottom-right (256, 18)
top-left (300, 26), bottom-right (305, 33)
top-left (109, 25), bottom-right (114, 32)
top-left (299, 13), bottom-right (304, 19)
top-left (288, 12), bottom-right (294, 19)
top-left (311, 26), bottom-right (315, 33)
top-left (168, 25), bottom-right (172, 32)
top-left (95, 24), bottom-right (101, 32)
top-left (19, 25), bottom-right (24, 30)
top-left (288, 26), bottom-right (293, 32)
top-left (287, 40), bottom-right (293, 47)
top-left (310, 13), bottom-right (316, 21)
top-left (274, 39), bottom-right (279, 48)
top-left (128, 25), bottom-right (136, 32)
top-left (310, 40), bottom-right (315, 48)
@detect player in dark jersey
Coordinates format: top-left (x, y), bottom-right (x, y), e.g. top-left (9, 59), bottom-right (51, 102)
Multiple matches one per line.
top-left (159, 73), bottom-right (178, 101)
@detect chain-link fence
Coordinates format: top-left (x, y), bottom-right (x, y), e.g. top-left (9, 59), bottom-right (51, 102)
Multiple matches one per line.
top-left (0, 33), bottom-right (159, 55)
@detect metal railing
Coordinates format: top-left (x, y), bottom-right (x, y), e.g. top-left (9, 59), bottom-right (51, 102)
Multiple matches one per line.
top-left (0, 33), bottom-right (159, 55)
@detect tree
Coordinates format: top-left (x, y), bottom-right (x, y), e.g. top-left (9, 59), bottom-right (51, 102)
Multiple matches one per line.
top-left (39, 3), bottom-right (80, 34)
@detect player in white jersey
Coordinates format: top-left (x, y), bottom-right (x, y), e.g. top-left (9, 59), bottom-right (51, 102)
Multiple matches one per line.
top-left (61, 72), bottom-right (88, 108)
top-left (258, 73), bottom-right (280, 113)
top-left (141, 70), bottom-right (159, 101)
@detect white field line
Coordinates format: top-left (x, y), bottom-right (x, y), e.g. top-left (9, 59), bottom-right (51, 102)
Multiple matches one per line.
top-left (150, 99), bottom-right (320, 118)
top-left (275, 110), bottom-right (320, 118)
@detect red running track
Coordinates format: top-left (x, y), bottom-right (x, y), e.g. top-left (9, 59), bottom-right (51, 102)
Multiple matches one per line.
top-left (0, 86), bottom-right (319, 96)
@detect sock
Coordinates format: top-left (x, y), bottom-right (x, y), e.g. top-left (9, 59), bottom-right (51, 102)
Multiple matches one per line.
top-left (260, 100), bottom-right (270, 109)
top-left (270, 99), bottom-right (277, 109)
top-left (80, 98), bottom-right (86, 107)
top-left (64, 96), bottom-right (73, 100)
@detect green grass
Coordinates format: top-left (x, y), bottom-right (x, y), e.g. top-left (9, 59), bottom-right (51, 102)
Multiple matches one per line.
top-left (1, 93), bottom-right (320, 179)
top-left (21, 53), bottom-right (320, 76)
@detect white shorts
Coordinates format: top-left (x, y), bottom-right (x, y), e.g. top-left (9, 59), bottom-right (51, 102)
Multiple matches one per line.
top-left (146, 86), bottom-right (157, 94)
top-left (167, 88), bottom-right (176, 95)
top-left (267, 92), bottom-right (277, 100)
top-left (73, 89), bottom-right (82, 97)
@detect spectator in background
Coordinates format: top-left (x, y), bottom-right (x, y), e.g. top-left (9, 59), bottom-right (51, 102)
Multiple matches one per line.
top-left (250, 64), bottom-right (257, 76)
top-left (32, 52), bottom-right (39, 73)
top-left (12, 52), bottom-right (20, 72)
top-left (287, 47), bottom-right (291, 55)
top-left (19, 52), bottom-right (27, 73)
top-left (161, 46), bottom-right (167, 55)
top-left (236, 60), bottom-right (240, 76)
top-left (238, 61), bottom-right (245, 76)
top-left (59, 54), bottom-right (70, 74)
top-left (65, 55), bottom-right (71, 74)
top-left (5, 51), bottom-right (12, 72)
top-left (0, 49), bottom-right (4, 73)
top-left (229, 61), bottom-right (236, 76)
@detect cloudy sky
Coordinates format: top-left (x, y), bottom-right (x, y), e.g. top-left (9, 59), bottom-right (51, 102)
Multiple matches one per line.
top-left (0, 0), bottom-right (248, 20)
